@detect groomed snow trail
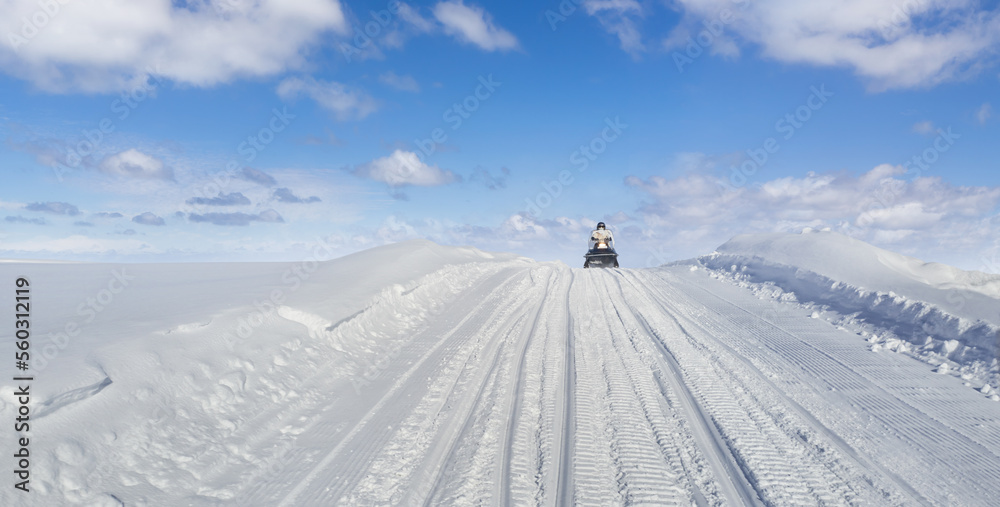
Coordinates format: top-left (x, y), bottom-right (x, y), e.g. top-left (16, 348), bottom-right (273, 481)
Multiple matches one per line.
top-left (247, 262), bottom-right (1000, 506)
top-left (11, 250), bottom-right (998, 506)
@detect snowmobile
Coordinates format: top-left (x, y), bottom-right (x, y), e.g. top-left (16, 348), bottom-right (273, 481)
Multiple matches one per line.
top-left (583, 228), bottom-right (619, 268)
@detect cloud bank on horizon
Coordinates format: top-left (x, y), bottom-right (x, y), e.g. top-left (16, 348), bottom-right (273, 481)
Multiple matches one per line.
top-left (0, 0), bottom-right (998, 271)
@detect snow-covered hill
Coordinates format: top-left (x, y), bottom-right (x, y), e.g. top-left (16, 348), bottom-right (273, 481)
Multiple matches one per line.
top-left (2, 234), bottom-right (998, 506)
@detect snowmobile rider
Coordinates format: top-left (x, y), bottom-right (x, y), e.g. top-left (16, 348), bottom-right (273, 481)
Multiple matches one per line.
top-left (590, 222), bottom-right (615, 250)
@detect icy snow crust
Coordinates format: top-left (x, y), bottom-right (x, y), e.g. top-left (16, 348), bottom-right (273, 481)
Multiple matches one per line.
top-left (2, 236), bottom-right (1000, 505)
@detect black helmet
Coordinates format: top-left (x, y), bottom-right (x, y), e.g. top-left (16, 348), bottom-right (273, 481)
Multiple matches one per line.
top-left (597, 222), bottom-right (606, 229)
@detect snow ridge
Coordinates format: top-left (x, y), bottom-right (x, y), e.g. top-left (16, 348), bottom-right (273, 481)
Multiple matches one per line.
top-left (699, 253), bottom-right (999, 361)
top-left (690, 231), bottom-right (999, 390)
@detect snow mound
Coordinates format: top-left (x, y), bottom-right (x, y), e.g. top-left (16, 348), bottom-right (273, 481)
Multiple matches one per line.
top-left (717, 230), bottom-right (1000, 302)
top-left (693, 230), bottom-right (1000, 371)
top-left (0, 239), bottom-right (526, 505)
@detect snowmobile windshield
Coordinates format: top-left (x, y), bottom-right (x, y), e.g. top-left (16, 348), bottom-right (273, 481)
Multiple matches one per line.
top-left (589, 229), bottom-right (614, 251)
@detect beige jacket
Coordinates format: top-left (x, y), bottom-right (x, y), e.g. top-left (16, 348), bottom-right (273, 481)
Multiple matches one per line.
top-left (590, 229), bottom-right (614, 249)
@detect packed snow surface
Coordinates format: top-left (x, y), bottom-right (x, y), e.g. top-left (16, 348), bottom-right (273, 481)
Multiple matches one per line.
top-left (2, 235), bottom-right (999, 506)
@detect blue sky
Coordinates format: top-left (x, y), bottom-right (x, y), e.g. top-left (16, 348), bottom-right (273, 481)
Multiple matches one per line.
top-left (1, 0), bottom-right (999, 270)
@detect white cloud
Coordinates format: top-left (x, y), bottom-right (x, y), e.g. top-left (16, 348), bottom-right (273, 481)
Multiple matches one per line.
top-left (25, 201), bottom-right (80, 215)
top-left (398, 3), bottom-right (436, 33)
top-left (187, 209), bottom-right (285, 226)
top-left (379, 71), bottom-right (420, 92)
top-left (99, 149), bottom-right (173, 179)
top-left (277, 76), bottom-right (377, 120)
top-left (0, 0), bottom-right (349, 92)
top-left (239, 168), bottom-right (278, 187)
top-left (334, 2), bottom-right (433, 61)
top-left (625, 164), bottom-right (1000, 266)
top-left (376, 215), bottom-right (419, 242)
top-left (667, 0), bottom-right (1000, 90)
top-left (912, 120), bottom-right (935, 135)
top-left (857, 201), bottom-right (943, 229)
top-left (433, 1), bottom-right (518, 51)
top-left (0, 200), bottom-right (25, 211)
top-left (584, 0), bottom-right (645, 56)
top-left (132, 212), bottom-right (165, 226)
top-left (501, 214), bottom-right (549, 239)
top-left (332, 2), bottom-right (519, 61)
top-left (977, 103), bottom-right (992, 125)
top-left (353, 150), bottom-right (458, 186)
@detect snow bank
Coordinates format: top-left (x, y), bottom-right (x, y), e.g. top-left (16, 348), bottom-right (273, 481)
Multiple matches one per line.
top-left (0, 239), bottom-right (526, 505)
top-left (692, 230), bottom-right (1000, 370)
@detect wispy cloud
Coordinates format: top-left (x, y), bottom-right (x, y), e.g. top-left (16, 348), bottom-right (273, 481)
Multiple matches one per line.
top-left (8, 138), bottom-right (78, 168)
top-left (912, 120), bottom-right (935, 135)
top-left (584, 0), bottom-right (644, 56)
top-left (469, 166), bottom-right (510, 190)
top-left (132, 212), bottom-right (165, 226)
top-left (274, 188), bottom-right (321, 204)
top-left (399, 3), bottom-right (436, 33)
top-left (186, 193), bottom-right (252, 206)
top-left (379, 71), bottom-right (421, 92)
top-left (239, 168), bottom-right (278, 187)
top-left (433, 1), bottom-right (519, 51)
top-left (977, 103), bottom-right (992, 125)
top-left (297, 131), bottom-right (347, 146)
top-left (188, 210), bottom-right (285, 226)
top-left (0, 235), bottom-right (151, 255)
top-left (277, 76), bottom-right (378, 120)
top-left (25, 202), bottom-right (80, 215)
top-left (5, 216), bottom-right (47, 225)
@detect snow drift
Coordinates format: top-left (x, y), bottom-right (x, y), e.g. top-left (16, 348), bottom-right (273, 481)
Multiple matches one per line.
top-left (692, 229), bottom-right (1000, 376)
top-left (0, 240), bottom-right (525, 505)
